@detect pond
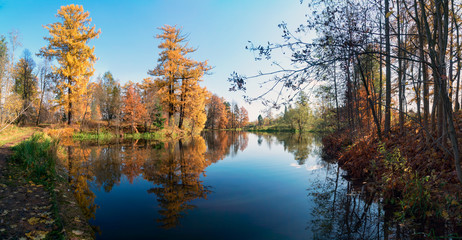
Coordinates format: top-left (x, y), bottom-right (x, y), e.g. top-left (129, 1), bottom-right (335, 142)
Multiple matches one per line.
top-left (63, 131), bottom-right (386, 239)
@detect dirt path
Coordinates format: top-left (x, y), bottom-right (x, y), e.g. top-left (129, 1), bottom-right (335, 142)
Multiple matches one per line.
top-left (0, 131), bottom-right (94, 240)
top-left (0, 132), bottom-right (57, 239)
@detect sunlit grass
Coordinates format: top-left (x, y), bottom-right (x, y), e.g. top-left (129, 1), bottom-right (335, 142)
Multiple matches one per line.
top-left (11, 133), bottom-right (59, 184)
top-left (73, 131), bottom-right (116, 141)
top-left (73, 130), bottom-right (166, 141)
top-left (11, 132), bottom-right (66, 238)
top-left (124, 131), bottom-right (164, 140)
top-left (246, 125), bottom-right (296, 132)
top-left (0, 125), bottom-right (37, 146)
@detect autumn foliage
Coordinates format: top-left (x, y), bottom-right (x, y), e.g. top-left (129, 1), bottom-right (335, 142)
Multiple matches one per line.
top-left (148, 25), bottom-right (210, 134)
top-left (205, 94), bottom-right (249, 130)
top-left (2, 5), bottom-right (236, 136)
top-left (38, 4), bottom-right (100, 125)
top-left (323, 117), bottom-right (462, 223)
top-left (122, 82), bottom-right (147, 133)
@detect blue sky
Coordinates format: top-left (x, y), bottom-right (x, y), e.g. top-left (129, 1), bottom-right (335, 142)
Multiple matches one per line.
top-left (0, 0), bottom-right (312, 120)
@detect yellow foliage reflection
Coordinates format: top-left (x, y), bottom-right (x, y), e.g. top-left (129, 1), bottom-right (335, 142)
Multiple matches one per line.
top-left (204, 131), bottom-right (248, 163)
top-left (63, 131), bottom-right (250, 228)
top-left (144, 136), bottom-right (211, 229)
top-left (64, 146), bottom-right (98, 220)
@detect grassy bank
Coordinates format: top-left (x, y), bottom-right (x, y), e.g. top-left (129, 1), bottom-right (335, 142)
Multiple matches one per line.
top-left (72, 131), bottom-right (167, 142)
top-left (9, 133), bottom-right (94, 239)
top-left (244, 125), bottom-right (296, 132)
top-left (243, 123), bottom-right (330, 133)
top-left (12, 133), bottom-right (64, 238)
top-left (71, 127), bottom-right (189, 142)
top-left (12, 133), bottom-right (58, 185)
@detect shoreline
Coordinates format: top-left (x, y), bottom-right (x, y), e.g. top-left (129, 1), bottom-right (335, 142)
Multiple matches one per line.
top-left (0, 131), bottom-right (94, 239)
top-left (322, 124), bottom-right (462, 237)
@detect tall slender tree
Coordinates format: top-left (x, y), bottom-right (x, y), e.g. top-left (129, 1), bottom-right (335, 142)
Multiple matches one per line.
top-left (149, 25), bottom-right (210, 133)
top-left (148, 25), bottom-right (192, 126)
top-left (13, 49), bottom-right (37, 124)
top-left (38, 4), bottom-right (100, 124)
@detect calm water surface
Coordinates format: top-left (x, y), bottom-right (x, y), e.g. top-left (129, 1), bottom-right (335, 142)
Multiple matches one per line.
top-left (65, 132), bottom-right (383, 240)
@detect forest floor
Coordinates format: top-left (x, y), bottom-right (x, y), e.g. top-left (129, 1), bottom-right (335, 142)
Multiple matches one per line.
top-left (0, 127), bottom-right (94, 240)
top-left (322, 114), bottom-right (462, 238)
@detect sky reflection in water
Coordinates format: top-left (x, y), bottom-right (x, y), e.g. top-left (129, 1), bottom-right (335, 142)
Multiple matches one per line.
top-left (64, 132), bottom-right (382, 240)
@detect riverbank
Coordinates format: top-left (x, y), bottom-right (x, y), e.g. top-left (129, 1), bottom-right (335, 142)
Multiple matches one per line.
top-left (52, 123), bottom-right (194, 143)
top-left (323, 121), bottom-right (462, 237)
top-left (0, 129), bottom-right (94, 240)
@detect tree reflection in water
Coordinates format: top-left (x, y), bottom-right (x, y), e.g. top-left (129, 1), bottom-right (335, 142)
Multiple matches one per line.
top-left (144, 137), bottom-right (211, 229)
top-left (61, 132), bottom-right (460, 238)
top-left (92, 146), bottom-right (122, 192)
top-left (257, 132), bottom-right (317, 165)
top-left (63, 131), bottom-right (250, 229)
top-left (203, 131), bottom-right (248, 162)
top-left (307, 162), bottom-right (384, 240)
top-left (306, 160), bottom-right (436, 240)
top-left (277, 133), bottom-right (315, 165)
top-left (65, 146), bottom-right (98, 220)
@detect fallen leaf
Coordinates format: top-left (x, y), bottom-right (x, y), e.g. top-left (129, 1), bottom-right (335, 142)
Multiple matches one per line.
top-left (27, 217), bottom-right (41, 225)
top-left (44, 219), bottom-right (54, 224)
top-left (25, 230), bottom-right (49, 240)
top-left (72, 230), bottom-right (83, 235)
top-left (442, 210), bottom-right (449, 219)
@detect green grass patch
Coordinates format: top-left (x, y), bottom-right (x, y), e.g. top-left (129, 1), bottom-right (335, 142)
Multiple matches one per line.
top-left (246, 125), bottom-right (297, 132)
top-left (12, 133), bottom-right (59, 184)
top-left (73, 131), bottom-right (116, 141)
top-left (11, 133), bottom-right (65, 239)
top-left (73, 130), bottom-right (166, 142)
top-left (124, 131), bottom-right (164, 140)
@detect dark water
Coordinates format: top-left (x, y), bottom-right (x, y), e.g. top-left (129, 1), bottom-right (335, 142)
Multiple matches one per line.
top-left (64, 132), bottom-right (386, 240)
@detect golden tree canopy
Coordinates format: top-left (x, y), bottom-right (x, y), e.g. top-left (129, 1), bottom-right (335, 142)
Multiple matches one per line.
top-left (149, 25), bottom-right (211, 132)
top-left (39, 4), bottom-right (100, 124)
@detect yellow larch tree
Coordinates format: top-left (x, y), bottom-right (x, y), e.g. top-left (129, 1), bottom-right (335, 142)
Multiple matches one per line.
top-left (148, 25), bottom-right (193, 126)
top-left (218, 97), bottom-right (229, 129)
top-left (178, 59), bottom-right (211, 133)
top-left (182, 84), bottom-right (210, 135)
top-left (149, 25), bottom-right (210, 133)
top-left (38, 4), bottom-right (100, 125)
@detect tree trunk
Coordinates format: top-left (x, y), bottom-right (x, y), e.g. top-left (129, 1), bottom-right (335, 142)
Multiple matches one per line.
top-left (398, 0), bottom-right (404, 133)
top-left (178, 92), bottom-right (185, 129)
top-left (36, 88), bottom-right (45, 125)
top-left (357, 56), bottom-right (382, 139)
top-left (384, 0), bottom-right (392, 135)
top-left (68, 87), bottom-right (72, 125)
top-left (419, 0), bottom-right (462, 183)
top-left (333, 62), bottom-right (340, 130)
